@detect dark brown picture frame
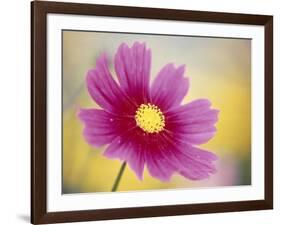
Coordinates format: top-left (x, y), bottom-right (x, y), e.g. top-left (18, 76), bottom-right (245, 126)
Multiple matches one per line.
top-left (31, 1), bottom-right (273, 224)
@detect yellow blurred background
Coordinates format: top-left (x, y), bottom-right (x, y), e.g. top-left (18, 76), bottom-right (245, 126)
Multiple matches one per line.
top-left (62, 30), bottom-right (251, 193)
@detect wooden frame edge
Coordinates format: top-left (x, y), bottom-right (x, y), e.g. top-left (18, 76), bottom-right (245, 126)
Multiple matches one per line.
top-left (31, 1), bottom-right (47, 224)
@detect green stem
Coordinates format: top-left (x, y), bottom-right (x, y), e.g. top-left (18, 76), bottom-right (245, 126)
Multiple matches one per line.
top-left (111, 162), bottom-right (126, 192)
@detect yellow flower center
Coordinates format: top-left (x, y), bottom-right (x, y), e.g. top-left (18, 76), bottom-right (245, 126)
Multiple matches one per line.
top-left (135, 103), bottom-right (165, 134)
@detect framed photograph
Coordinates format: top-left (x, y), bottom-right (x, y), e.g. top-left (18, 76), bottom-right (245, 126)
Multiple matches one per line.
top-left (31, 1), bottom-right (273, 224)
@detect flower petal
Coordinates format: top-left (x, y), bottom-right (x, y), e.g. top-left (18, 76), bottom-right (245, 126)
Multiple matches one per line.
top-left (157, 133), bottom-right (217, 180)
top-left (103, 130), bottom-right (145, 180)
top-left (78, 108), bottom-right (135, 147)
top-left (151, 63), bottom-right (189, 111)
top-left (145, 144), bottom-right (176, 181)
top-left (87, 53), bottom-right (135, 113)
top-left (177, 146), bottom-right (217, 180)
top-left (114, 42), bottom-right (151, 104)
top-left (165, 99), bottom-right (219, 145)
top-left (104, 129), bottom-right (176, 181)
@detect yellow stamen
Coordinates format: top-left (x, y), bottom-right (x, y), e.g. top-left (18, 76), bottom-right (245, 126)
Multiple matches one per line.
top-left (135, 103), bottom-right (165, 133)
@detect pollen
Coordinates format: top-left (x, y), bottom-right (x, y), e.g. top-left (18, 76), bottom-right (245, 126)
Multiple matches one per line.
top-left (135, 103), bottom-right (165, 134)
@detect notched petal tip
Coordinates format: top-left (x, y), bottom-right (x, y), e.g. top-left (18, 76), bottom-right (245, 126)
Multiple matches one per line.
top-left (210, 109), bottom-right (220, 124)
top-left (176, 64), bottom-right (187, 76)
top-left (213, 109), bottom-right (220, 117)
top-left (77, 108), bottom-right (89, 124)
top-left (138, 174), bottom-right (144, 181)
top-left (118, 42), bottom-right (129, 51)
top-left (160, 175), bottom-right (173, 182)
top-left (132, 41), bottom-right (147, 48)
top-left (182, 76), bottom-right (190, 92)
top-left (205, 150), bottom-right (219, 162)
top-left (86, 68), bottom-right (95, 80)
top-left (147, 170), bottom-right (172, 182)
top-left (76, 108), bottom-right (83, 120)
top-left (102, 149), bottom-right (117, 159)
top-left (85, 69), bottom-right (97, 94)
top-left (130, 165), bottom-right (144, 181)
top-left (95, 52), bottom-right (109, 67)
top-left (212, 154), bottom-right (219, 161)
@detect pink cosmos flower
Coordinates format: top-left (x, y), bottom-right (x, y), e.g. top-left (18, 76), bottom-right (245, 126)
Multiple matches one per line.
top-left (78, 42), bottom-right (219, 181)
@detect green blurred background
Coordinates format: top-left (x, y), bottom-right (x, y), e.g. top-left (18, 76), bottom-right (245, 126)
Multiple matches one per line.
top-left (62, 30), bottom-right (251, 194)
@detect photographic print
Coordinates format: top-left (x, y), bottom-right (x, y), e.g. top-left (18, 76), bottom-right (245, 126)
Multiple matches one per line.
top-left (31, 2), bottom-right (273, 223)
top-left (62, 31), bottom-right (251, 194)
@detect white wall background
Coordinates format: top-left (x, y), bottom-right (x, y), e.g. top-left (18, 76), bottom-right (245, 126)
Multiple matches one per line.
top-left (0, 0), bottom-right (279, 224)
